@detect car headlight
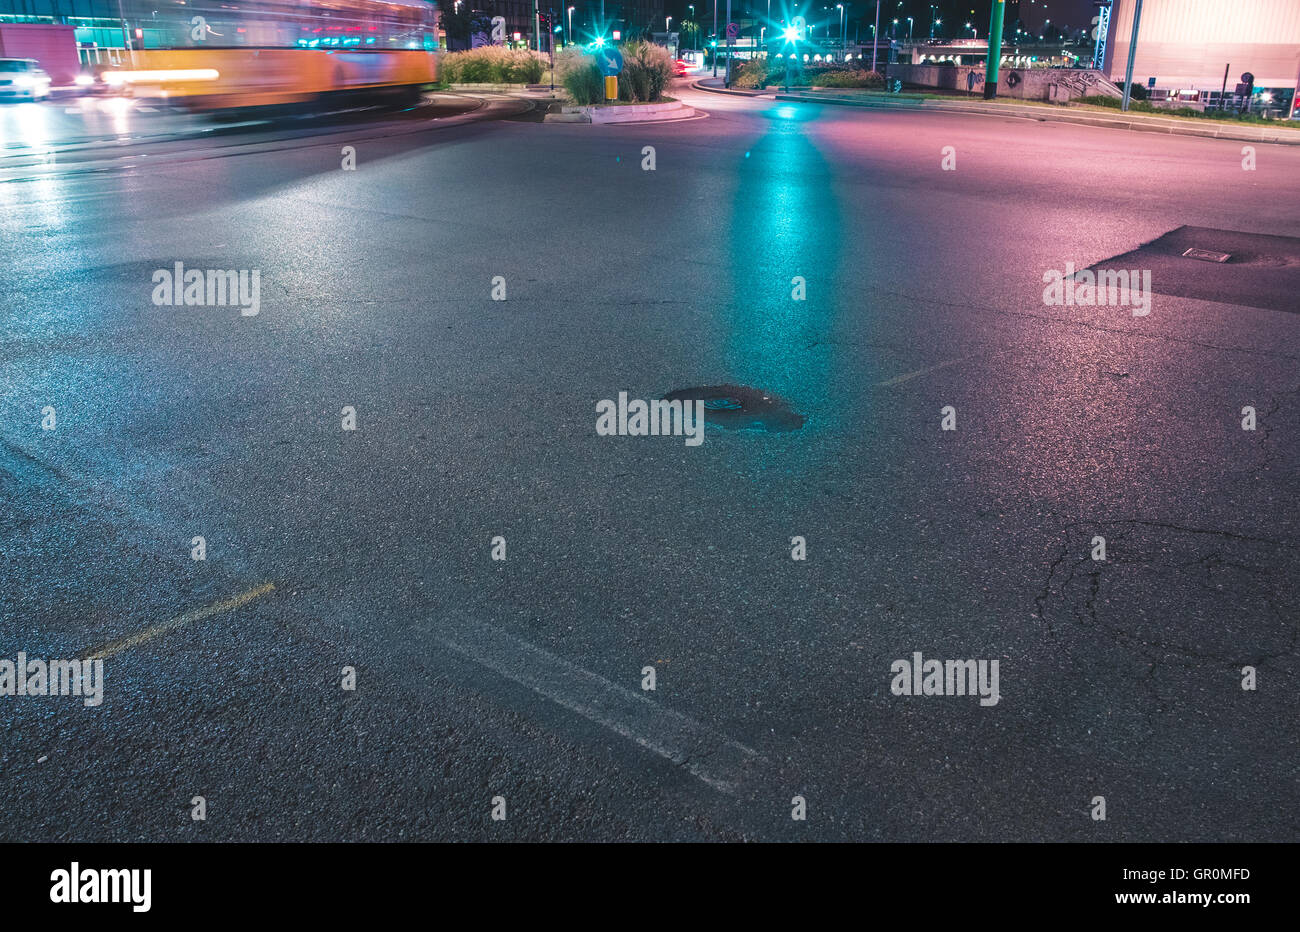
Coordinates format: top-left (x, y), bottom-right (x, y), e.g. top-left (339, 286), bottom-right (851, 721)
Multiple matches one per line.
top-left (14, 75), bottom-right (34, 87)
top-left (75, 74), bottom-right (95, 86)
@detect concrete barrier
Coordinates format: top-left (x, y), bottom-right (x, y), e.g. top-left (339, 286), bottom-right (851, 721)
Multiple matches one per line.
top-left (888, 63), bottom-right (1121, 102)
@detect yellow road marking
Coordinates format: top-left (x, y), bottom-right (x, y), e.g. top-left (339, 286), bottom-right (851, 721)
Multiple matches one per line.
top-left (82, 582), bottom-right (275, 662)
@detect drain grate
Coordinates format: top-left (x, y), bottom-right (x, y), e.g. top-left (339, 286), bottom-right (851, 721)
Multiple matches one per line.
top-left (663, 385), bottom-right (805, 432)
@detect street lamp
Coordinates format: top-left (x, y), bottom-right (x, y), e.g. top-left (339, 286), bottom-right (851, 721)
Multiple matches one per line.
top-left (566, 5), bottom-right (574, 47)
top-left (871, 0), bottom-right (880, 72)
top-left (712, 0), bottom-right (718, 77)
top-left (906, 16), bottom-right (912, 40)
top-left (836, 3), bottom-right (844, 59)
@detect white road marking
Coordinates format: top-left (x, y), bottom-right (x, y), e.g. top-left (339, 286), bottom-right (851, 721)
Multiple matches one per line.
top-left (436, 620), bottom-right (762, 795)
top-left (876, 356), bottom-right (973, 387)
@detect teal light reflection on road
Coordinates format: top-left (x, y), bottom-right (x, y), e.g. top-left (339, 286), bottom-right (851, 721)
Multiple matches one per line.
top-left (721, 103), bottom-right (846, 434)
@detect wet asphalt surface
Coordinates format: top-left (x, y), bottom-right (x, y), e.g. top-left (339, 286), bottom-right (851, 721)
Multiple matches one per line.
top-left (1, 82), bottom-right (1297, 841)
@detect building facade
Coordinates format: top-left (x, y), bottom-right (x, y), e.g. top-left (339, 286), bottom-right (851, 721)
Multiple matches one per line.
top-left (1103, 0), bottom-right (1300, 105)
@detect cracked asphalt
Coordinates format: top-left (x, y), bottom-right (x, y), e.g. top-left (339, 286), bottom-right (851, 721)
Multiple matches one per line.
top-left (0, 82), bottom-right (1297, 841)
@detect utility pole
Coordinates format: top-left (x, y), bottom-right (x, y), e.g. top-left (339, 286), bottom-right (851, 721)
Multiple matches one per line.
top-left (724, 0), bottom-right (732, 87)
top-left (712, 0), bottom-right (718, 77)
top-left (983, 0), bottom-right (1005, 99)
top-left (533, 0), bottom-right (541, 52)
top-left (1120, 0), bottom-right (1144, 111)
top-left (871, 0), bottom-right (880, 73)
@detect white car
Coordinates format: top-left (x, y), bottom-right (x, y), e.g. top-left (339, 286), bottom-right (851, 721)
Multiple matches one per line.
top-left (0, 59), bottom-right (52, 102)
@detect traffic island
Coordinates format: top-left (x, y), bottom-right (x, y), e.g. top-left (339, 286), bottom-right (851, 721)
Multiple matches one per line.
top-left (545, 99), bottom-right (697, 124)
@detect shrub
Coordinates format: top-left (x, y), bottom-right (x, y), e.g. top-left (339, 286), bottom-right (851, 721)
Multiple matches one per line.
top-left (732, 58), bottom-right (769, 89)
top-left (563, 59), bottom-right (606, 105)
top-left (503, 49), bottom-right (546, 84)
top-left (814, 69), bottom-right (884, 88)
top-left (439, 54), bottom-right (462, 84)
top-left (762, 63), bottom-right (884, 89)
top-left (438, 47), bottom-right (548, 85)
top-left (619, 41), bottom-right (674, 101)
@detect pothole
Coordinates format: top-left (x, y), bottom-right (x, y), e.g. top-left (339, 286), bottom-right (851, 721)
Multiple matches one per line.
top-left (662, 385), bottom-right (805, 432)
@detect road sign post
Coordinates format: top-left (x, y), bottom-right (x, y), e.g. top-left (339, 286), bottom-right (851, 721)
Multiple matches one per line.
top-left (596, 45), bottom-right (622, 102)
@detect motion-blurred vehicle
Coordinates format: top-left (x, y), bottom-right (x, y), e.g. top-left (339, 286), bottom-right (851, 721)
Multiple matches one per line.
top-left (0, 59), bottom-right (52, 102)
top-left (73, 66), bottom-right (115, 96)
top-left (102, 0), bottom-right (438, 111)
top-left (673, 59), bottom-right (689, 77)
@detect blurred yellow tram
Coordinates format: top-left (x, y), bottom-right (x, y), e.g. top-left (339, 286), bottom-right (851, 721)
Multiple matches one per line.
top-left (103, 0), bottom-right (438, 110)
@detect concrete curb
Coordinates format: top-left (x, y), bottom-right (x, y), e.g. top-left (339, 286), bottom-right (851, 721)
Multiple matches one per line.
top-left (448, 82), bottom-right (549, 92)
top-left (689, 80), bottom-right (762, 98)
top-left (554, 99), bottom-right (696, 124)
top-left (692, 79), bottom-right (1300, 146)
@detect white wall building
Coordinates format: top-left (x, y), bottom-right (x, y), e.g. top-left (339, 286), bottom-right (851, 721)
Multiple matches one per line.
top-left (1104, 0), bottom-right (1300, 100)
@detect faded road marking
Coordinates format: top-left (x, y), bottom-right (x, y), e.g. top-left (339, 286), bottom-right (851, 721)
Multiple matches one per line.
top-left (82, 582), bottom-right (275, 662)
top-left (876, 356), bottom-right (973, 387)
top-left (437, 622), bottom-right (762, 796)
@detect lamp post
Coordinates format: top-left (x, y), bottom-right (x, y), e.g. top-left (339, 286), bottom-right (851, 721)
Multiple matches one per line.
top-left (566, 5), bottom-right (573, 46)
top-left (836, 3), bottom-right (844, 60)
top-left (1120, 0), bottom-right (1144, 111)
top-left (906, 16), bottom-right (912, 40)
top-left (871, 0), bottom-right (880, 72)
top-left (983, 0), bottom-right (1005, 99)
top-left (713, 0), bottom-right (718, 76)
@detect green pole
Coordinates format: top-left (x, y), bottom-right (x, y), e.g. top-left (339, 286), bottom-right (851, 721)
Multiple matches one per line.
top-left (983, 0), bottom-right (1006, 99)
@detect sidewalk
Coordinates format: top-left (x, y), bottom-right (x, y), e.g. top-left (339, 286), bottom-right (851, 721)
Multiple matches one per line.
top-left (693, 78), bottom-right (1300, 146)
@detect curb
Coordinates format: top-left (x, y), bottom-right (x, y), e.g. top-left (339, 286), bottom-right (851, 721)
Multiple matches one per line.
top-left (552, 100), bottom-right (696, 124)
top-left (692, 79), bottom-right (1300, 146)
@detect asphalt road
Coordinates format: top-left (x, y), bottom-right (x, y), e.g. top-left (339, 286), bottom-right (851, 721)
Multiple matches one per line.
top-left (1, 81), bottom-right (1297, 841)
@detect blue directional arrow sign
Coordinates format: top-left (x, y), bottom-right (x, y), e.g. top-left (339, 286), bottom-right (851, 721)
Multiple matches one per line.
top-left (596, 46), bottom-right (623, 76)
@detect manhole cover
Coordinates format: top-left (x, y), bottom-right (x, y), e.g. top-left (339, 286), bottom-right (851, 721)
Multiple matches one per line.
top-left (663, 385), bottom-right (805, 432)
top-left (1181, 247), bottom-right (1231, 263)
